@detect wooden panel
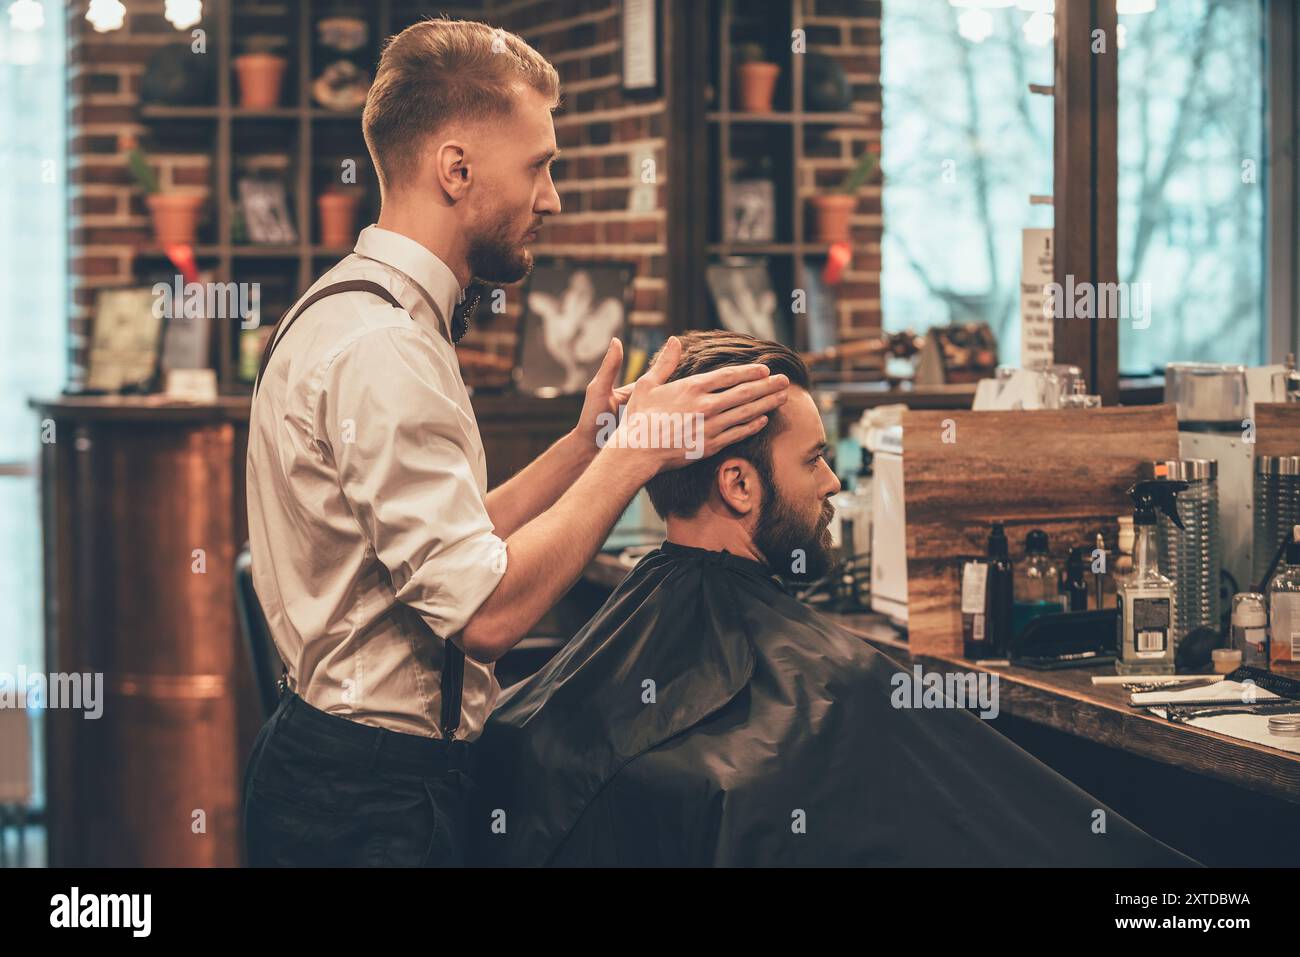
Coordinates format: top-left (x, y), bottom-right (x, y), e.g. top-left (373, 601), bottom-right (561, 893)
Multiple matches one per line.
top-left (902, 405), bottom-right (1179, 655)
top-left (1255, 403), bottom-right (1300, 456)
top-left (1053, 0), bottom-right (1120, 404)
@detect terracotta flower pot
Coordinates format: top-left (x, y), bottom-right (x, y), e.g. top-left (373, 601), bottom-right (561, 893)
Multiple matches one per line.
top-left (735, 61), bottom-right (780, 113)
top-left (809, 193), bottom-right (858, 244)
top-left (317, 192), bottom-right (361, 248)
top-left (234, 53), bottom-right (287, 109)
top-left (146, 193), bottom-right (205, 246)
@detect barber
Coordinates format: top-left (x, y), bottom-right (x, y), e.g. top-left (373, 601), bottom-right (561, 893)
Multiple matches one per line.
top-left (241, 18), bottom-right (788, 866)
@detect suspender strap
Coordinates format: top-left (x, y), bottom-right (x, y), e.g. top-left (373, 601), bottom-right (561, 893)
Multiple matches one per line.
top-left (252, 277), bottom-right (467, 742)
top-left (253, 280), bottom-right (404, 396)
top-left (440, 640), bottom-right (465, 739)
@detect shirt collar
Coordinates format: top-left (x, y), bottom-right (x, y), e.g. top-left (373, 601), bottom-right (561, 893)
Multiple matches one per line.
top-left (353, 224), bottom-right (462, 340)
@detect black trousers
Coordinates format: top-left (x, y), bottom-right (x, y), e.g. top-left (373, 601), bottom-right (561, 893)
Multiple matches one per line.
top-left (242, 693), bottom-right (475, 867)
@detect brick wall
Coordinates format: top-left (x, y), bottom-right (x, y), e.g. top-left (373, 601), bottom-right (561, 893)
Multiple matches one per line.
top-left (481, 0), bottom-right (670, 359)
top-left (802, 0), bottom-right (883, 339)
top-left (65, 0), bottom-right (884, 382)
top-left (66, 0), bottom-right (190, 384)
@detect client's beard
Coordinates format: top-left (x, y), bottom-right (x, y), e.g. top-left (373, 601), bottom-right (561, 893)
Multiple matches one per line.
top-left (467, 211), bottom-right (534, 285)
top-left (754, 485), bottom-right (836, 580)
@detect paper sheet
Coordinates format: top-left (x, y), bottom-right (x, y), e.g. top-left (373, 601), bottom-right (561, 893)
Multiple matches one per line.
top-left (1140, 680), bottom-right (1300, 754)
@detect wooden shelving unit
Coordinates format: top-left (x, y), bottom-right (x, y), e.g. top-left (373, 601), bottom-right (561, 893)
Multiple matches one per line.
top-left (694, 0), bottom-right (874, 351)
top-left (132, 0), bottom-right (397, 393)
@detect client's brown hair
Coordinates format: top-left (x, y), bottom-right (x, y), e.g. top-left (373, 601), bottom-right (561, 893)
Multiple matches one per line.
top-left (644, 330), bottom-right (810, 520)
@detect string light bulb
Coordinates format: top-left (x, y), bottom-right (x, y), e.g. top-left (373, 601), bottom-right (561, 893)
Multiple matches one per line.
top-left (956, 8), bottom-right (994, 43)
top-left (164, 0), bottom-right (202, 30)
top-left (9, 0), bottom-right (45, 32)
top-left (85, 0), bottom-right (126, 33)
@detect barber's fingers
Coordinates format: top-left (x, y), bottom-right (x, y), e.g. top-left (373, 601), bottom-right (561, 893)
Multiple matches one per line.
top-left (640, 335), bottom-right (681, 386)
top-left (706, 390), bottom-right (787, 435)
top-left (686, 362), bottom-right (774, 394)
top-left (701, 415), bottom-right (770, 458)
top-left (587, 338), bottom-right (623, 396)
top-left (701, 373), bottom-right (789, 415)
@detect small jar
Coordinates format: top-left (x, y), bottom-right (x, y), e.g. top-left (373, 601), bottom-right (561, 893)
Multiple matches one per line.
top-left (1231, 593), bottom-right (1268, 668)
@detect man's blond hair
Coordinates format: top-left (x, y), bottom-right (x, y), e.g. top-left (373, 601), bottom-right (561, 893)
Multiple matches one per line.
top-left (363, 18), bottom-right (560, 196)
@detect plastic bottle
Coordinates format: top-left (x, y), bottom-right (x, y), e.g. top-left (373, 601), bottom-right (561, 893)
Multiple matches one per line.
top-left (1116, 480), bottom-right (1187, 676)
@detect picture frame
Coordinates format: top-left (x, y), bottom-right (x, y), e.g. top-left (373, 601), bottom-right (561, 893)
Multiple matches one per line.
top-left (726, 179), bottom-right (776, 242)
top-left (621, 0), bottom-right (660, 96)
top-left (85, 287), bottom-right (166, 393)
top-left (705, 257), bottom-right (787, 345)
top-left (515, 260), bottom-right (634, 396)
top-left (238, 176), bottom-right (297, 245)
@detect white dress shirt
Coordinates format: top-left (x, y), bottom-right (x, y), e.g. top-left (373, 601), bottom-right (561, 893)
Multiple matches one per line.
top-left (246, 224), bottom-right (507, 740)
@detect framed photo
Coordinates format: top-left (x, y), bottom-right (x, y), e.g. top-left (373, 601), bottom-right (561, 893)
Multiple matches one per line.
top-left (515, 261), bottom-right (634, 396)
top-left (238, 177), bottom-right (297, 244)
top-left (85, 287), bottom-right (165, 393)
top-left (726, 180), bottom-right (776, 242)
top-left (621, 0), bottom-right (659, 95)
top-left (706, 258), bottom-right (786, 344)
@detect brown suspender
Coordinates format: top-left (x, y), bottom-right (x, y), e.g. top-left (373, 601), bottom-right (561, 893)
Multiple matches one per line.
top-left (253, 279), bottom-right (466, 740)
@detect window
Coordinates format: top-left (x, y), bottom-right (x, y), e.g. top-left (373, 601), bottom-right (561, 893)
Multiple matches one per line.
top-left (0, 2), bottom-right (68, 834)
top-left (881, 1), bottom-right (1054, 365)
top-left (1118, 0), bottom-right (1268, 374)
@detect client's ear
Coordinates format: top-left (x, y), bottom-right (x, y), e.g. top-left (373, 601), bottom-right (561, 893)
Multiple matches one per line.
top-left (715, 458), bottom-right (761, 516)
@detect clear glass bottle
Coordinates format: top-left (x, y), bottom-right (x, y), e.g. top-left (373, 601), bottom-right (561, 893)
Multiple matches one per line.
top-left (1059, 379), bottom-right (1102, 409)
top-left (1267, 526), bottom-right (1300, 676)
top-left (1231, 592), bottom-right (1269, 669)
top-left (1013, 529), bottom-right (1064, 638)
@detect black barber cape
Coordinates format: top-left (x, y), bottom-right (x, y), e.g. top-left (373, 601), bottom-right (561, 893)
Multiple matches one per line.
top-left (470, 541), bottom-right (1196, 867)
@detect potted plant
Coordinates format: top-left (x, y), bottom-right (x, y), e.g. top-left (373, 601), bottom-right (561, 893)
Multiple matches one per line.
top-left (125, 136), bottom-right (205, 246)
top-left (734, 43), bottom-right (780, 113)
top-left (810, 145), bottom-right (879, 244)
top-left (317, 187), bottom-right (363, 248)
top-left (234, 37), bottom-right (288, 109)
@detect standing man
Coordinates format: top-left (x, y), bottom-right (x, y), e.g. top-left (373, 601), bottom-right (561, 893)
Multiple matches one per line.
top-left (241, 18), bottom-right (788, 866)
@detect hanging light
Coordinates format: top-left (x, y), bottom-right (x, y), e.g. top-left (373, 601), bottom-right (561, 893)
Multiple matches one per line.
top-left (957, 8), bottom-right (994, 43)
top-left (85, 0), bottom-right (126, 32)
top-left (1022, 10), bottom-right (1055, 45)
top-left (1116, 22), bottom-right (1128, 48)
top-left (164, 0), bottom-right (202, 30)
top-left (1116, 0), bottom-right (1157, 13)
top-left (8, 0), bottom-right (45, 32)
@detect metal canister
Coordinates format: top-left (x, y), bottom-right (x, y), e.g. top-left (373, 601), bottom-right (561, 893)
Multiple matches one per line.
top-left (1144, 459), bottom-right (1221, 644)
top-left (1253, 455), bottom-right (1300, 588)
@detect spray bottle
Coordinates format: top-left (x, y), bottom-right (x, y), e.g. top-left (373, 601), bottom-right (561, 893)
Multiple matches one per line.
top-left (1116, 479), bottom-right (1188, 675)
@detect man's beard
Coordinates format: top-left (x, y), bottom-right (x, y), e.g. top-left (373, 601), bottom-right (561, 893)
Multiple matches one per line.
top-left (753, 482), bottom-right (835, 580)
top-left (467, 208), bottom-right (535, 284)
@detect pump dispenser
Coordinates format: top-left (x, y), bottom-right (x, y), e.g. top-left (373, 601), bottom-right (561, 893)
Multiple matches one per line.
top-left (1116, 479), bottom-right (1188, 675)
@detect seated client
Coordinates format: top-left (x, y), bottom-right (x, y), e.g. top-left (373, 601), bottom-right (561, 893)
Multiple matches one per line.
top-left (470, 331), bottom-right (1195, 867)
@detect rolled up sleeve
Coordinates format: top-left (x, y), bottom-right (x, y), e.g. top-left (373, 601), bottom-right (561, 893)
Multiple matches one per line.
top-left (315, 325), bottom-right (507, 638)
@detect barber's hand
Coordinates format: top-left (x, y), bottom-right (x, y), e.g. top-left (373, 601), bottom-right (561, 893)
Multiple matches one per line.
top-left (618, 335), bottom-right (788, 475)
top-left (573, 338), bottom-right (635, 453)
